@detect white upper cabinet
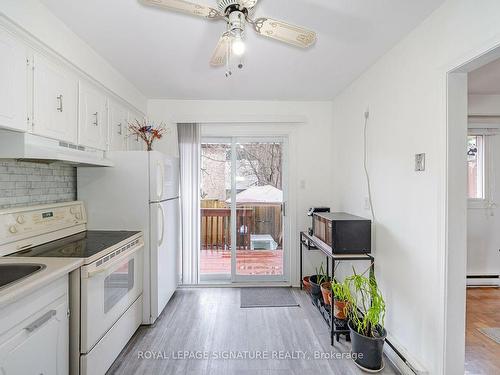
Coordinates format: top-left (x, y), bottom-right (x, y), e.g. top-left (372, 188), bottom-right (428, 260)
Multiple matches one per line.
top-left (0, 28), bottom-right (27, 132)
top-left (127, 111), bottom-right (145, 151)
top-left (33, 53), bottom-right (78, 143)
top-left (108, 99), bottom-right (128, 151)
top-left (78, 81), bottom-right (108, 150)
top-left (0, 23), bottom-right (148, 151)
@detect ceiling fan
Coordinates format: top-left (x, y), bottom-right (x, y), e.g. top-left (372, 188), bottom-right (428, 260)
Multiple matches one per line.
top-left (142, 0), bottom-right (317, 76)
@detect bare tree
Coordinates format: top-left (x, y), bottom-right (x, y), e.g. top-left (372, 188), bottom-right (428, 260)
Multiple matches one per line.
top-left (201, 143), bottom-right (283, 201)
top-left (236, 143), bottom-right (282, 189)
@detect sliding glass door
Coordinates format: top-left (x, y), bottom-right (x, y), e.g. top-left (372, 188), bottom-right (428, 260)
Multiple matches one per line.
top-left (200, 137), bottom-right (287, 283)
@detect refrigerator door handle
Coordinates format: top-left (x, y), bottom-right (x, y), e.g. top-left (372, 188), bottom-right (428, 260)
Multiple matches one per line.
top-left (158, 203), bottom-right (165, 247)
top-left (157, 161), bottom-right (165, 201)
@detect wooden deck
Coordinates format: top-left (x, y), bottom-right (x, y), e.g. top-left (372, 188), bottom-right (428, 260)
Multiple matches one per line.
top-left (200, 249), bottom-right (283, 276)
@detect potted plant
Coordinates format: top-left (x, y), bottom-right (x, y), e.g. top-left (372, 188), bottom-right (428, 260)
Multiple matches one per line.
top-left (344, 267), bottom-right (387, 372)
top-left (331, 279), bottom-right (350, 320)
top-left (309, 263), bottom-right (331, 299)
top-left (302, 276), bottom-right (312, 293)
top-left (320, 280), bottom-right (332, 305)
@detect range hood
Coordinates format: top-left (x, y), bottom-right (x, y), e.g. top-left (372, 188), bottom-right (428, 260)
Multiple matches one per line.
top-left (0, 130), bottom-right (113, 167)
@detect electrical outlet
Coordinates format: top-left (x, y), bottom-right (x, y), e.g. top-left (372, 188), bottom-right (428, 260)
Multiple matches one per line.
top-left (415, 153), bottom-right (425, 172)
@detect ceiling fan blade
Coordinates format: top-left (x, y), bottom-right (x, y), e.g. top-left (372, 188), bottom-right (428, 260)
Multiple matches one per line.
top-left (210, 33), bottom-right (230, 66)
top-left (251, 17), bottom-right (317, 48)
top-left (238, 0), bottom-right (258, 8)
top-left (142, 0), bottom-right (222, 19)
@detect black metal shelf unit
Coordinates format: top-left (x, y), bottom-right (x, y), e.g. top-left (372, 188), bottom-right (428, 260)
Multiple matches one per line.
top-left (299, 231), bottom-right (374, 346)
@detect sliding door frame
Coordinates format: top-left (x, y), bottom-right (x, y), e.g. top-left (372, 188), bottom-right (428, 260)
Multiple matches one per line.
top-left (200, 135), bottom-right (289, 284)
top-left (231, 136), bottom-right (289, 283)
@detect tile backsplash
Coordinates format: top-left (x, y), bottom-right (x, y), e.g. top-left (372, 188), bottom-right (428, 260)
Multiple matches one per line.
top-left (0, 160), bottom-right (76, 209)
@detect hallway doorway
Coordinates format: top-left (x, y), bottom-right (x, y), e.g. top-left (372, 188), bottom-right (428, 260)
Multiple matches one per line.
top-left (448, 48), bottom-right (500, 375)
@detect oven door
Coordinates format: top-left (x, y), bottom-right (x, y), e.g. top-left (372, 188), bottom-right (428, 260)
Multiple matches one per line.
top-left (79, 242), bottom-right (143, 353)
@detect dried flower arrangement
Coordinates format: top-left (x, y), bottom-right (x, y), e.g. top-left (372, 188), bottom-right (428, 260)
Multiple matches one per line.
top-left (128, 119), bottom-right (168, 151)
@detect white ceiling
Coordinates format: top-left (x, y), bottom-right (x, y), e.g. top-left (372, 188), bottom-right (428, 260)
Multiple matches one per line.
top-left (40, 0), bottom-right (444, 100)
top-left (469, 58), bottom-right (500, 95)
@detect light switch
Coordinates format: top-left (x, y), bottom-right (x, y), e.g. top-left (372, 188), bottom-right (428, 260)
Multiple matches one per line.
top-left (415, 153), bottom-right (425, 172)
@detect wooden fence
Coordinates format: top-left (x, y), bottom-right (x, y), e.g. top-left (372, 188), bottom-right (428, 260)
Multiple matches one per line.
top-left (201, 199), bottom-right (282, 250)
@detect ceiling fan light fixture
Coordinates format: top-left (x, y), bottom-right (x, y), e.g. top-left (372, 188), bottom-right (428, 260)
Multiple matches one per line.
top-left (232, 34), bottom-right (246, 56)
top-left (142, 0), bottom-right (317, 73)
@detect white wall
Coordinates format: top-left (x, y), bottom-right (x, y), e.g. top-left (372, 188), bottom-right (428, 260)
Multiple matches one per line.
top-left (467, 94), bottom-right (500, 277)
top-left (469, 94), bottom-right (500, 115)
top-left (331, 1), bottom-right (500, 374)
top-left (0, 0), bottom-right (147, 112)
top-left (148, 99), bottom-right (336, 284)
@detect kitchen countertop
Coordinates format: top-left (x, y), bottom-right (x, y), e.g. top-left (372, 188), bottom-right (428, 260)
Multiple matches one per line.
top-left (0, 257), bottom-right (83, 306)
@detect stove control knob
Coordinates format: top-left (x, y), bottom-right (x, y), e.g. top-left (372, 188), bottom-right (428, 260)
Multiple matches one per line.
top-left (16, 215), bottom-right (25, 224)
top-left (75, 212), bottom-right (82, 220)
top-left (70, 207), bottom-right (77, 214)
top-left (9, 225), bottom-right (17, 234)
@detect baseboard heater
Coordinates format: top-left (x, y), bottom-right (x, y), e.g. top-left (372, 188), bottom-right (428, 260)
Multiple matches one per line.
top-left (384, 334), bottom-right (428, 375)
top-left (467, 274), bottom-right (500, 286)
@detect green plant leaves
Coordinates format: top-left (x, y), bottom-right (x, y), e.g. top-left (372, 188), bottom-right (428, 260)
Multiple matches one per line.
top-left (341, 266), bottom-right (386, 338)
top-left (331, 279), bottom-right (349, 302)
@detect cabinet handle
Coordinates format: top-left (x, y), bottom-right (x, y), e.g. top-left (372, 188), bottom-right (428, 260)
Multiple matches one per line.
top-left (118, 123), bottom-right (122, 135)
top-left (57, 94), bottom-right (63, 112)
top-left (93, 112), bottom-right (99, 126)
top-left (24, 309), bottom-right (56, 333)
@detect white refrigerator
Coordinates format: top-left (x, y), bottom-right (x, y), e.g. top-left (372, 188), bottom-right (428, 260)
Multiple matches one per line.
top-left (78, 151), bottom-right (180, 324)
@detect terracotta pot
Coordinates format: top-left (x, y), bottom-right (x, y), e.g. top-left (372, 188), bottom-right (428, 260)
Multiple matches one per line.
top-left (320, 281), bottom-right (332, 305)
top-left (302, 276), bottom-right (312, 293)
top-left (333, 300), bottom-right (349, 320)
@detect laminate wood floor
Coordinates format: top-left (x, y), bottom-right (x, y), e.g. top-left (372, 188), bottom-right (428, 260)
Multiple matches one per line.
top-left (108, 288), bottom-right (399, 375)
top-left (465, 287), bottom-right (500, 375)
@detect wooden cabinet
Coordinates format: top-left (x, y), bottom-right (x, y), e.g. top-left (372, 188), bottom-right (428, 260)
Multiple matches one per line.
top-left (33, 53), bottom-right (78, 143)
top-left (0, 27), bottom-right (27, 132)
top-left (108, 99), bottom-right (128, 151)
top-left (78, 81), bottom-right (108, 150)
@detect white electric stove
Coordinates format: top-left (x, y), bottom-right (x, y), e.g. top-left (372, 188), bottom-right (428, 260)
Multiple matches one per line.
top-left (0, 201), bottom-right (144, 375)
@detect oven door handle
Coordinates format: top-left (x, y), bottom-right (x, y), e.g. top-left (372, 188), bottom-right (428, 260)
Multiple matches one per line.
top-left (82, 244), bottom-right (143, 279)
top-left (85, 267), bottom-right (108, 278)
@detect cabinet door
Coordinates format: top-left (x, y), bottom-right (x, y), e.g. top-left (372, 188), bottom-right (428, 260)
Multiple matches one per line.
top-left (0, 300), bottom-right (68, 375)
top-left (78, 81), bottom-right (107, 150)
top-left (0, 28), bottom-right (26, 132)
top-left (127, 111), bottom-right (145, 151)
top-left (127, 131), bottom-right (143, 151)
top-left (33, 54), bottom-right (78, 143)
top-left (108, 100), bottom-right (128, 151)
